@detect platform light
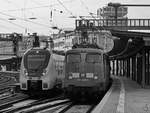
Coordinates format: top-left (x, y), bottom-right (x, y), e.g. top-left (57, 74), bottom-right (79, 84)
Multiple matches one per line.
top-left (28, 17), bottom-right (37, 20)
top-left (8, 18), bottom-right (16, 20)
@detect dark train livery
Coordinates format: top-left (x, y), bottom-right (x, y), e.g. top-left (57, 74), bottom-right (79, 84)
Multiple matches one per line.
top-left (63, 46), bottom-right (110, 97)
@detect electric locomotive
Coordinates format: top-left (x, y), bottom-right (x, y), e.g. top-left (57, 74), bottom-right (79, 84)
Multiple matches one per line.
top-left (63, 44), bottom-right (110, 97)
top-left (19, 47), bottom-right (64, 93)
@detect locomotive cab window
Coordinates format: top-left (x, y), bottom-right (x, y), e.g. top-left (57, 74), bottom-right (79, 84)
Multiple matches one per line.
top-left (67, 54), bottom-right (81, 63)
top-left (86, 53), bottom-right (101, 63)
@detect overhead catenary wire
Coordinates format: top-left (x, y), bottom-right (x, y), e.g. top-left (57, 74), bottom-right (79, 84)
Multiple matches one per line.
top-left (0, 17), bottom-right (36, 32)
top-left (0, 23), bottom-right (13, 30)
top-left (0, 11), bottom-right (51, 29)
top-left (2, 0), bottom-right (20, 8)
top-left (30, 0), bottom-right (43, 6)
top-left (4, 0), bottom-right (52, 27)
top-left (2, 0), bottom-right (73, 12)
top-left (1, 0), bottom-right (73, 32)
top-left (56, 0), bottom-right (75, 17)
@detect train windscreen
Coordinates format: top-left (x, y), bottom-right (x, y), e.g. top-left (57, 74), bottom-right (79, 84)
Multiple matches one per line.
top-left (24, 50), bottom-right (50, 70)
top-left (67, 54), bottom-right (81, 63)
top-left (27, 54), bottom-right (46, 69)
top-left (86, 54), bottom-right (101, 63)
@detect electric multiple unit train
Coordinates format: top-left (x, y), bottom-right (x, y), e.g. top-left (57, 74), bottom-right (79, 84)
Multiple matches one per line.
top-left (63, 47), bottom-right (110, 97)
top-left (19, 47), bottom-right (64, 93)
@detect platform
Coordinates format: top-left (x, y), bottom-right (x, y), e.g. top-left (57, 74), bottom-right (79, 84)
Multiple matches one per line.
top-left (92, 75), bottom-right (150, 113)
top-left (0, 55), bottom-right (16, 60)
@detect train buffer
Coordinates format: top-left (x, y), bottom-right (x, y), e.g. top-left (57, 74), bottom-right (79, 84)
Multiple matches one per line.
top-left (92, 75), bottom-right (150, 113)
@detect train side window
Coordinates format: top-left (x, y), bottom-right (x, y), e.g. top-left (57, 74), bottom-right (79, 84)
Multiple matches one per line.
top-left (67, 54), bottom-right (81, 63)
top-left (86, 54), bottom-right (101, 63)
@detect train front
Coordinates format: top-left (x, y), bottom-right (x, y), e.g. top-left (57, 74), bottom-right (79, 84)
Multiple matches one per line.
top-left (20, 48), bottom-right (51, 91)
top-left (64, 49), bottom-right (105, 96)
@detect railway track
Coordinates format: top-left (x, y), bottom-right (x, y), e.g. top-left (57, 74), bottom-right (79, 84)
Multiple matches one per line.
top-left (35, 102), bottom-right (96, 113)
top-left (0, 96), bottom-right (70, 113)
top-left (0, 93), bottom-right (103, 113)
top-left (60, 104), bottom-right (96, 113)
top-left (0, 93), bottom-right (29, 110)
top-left (0, 73), bottom-right (17, 91)
top-left (0, 87), bottom-right (15, 100)
top-left (0, 72), bottom-right (19, 103)
top-left (0, 72), bottom-right (112, 113)
top-left (0, 76), bottom-right (13, 85)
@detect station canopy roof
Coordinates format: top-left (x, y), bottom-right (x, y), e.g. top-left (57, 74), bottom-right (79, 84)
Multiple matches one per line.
top-left (108, 30), bottom-right (150, 60)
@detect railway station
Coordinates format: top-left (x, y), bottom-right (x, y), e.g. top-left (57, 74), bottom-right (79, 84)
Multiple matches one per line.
top-left (0, 1), bottom-right (150, 113)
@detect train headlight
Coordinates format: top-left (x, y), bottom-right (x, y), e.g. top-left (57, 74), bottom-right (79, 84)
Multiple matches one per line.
top-left (24, 69), bottom-right (28, 76)
top-left (68, 73), bottom-right (73, 79)
top-left (94, 76), bottom-right (98, 80)
top-left (42, 69), bottom-right (47, 76)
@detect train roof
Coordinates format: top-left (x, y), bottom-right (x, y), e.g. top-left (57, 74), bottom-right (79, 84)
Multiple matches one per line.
top-left (66, 48), bottom-right (104, 54)
top-left (23, 47), bottom-right (51, 55)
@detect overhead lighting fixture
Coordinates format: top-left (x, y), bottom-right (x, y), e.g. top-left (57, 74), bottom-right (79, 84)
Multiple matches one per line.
top-left (51, 26), bottom-right (58, 29)
top-left (68, 16), bottom-right (77, 18)
top-left (8, 18), bottom-right (16, 20)
top-left (28, 17), bottom-right (37, 20)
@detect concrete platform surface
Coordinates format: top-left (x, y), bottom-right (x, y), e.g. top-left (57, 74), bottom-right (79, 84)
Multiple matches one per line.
top-left (92, 75), bottom-right (150, 113)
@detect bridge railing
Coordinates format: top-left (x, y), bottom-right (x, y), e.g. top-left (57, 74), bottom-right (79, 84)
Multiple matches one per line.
top-left (76, 19), bottom-right (150, 29)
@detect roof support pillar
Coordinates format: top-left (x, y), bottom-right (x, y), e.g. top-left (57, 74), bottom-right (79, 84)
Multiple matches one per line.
top-left (116, 60), bottom-right (119, 76)
top-left (112, 60), bottom-right (115, 75)
top-left (142, 48), bottom-right (146, 88)
top-left (127, 58), bottom-right (130, 78)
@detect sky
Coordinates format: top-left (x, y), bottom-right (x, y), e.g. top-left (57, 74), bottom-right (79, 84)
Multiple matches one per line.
top-left (0, 0), bottom-right (150, 35)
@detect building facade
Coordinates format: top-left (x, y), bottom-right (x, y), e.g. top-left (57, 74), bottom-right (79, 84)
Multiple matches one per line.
top-left (97, 5), bottom-right (128, 26)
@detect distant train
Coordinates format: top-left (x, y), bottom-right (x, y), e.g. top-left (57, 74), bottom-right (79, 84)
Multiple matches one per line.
top-left (19, 47), bottom-right (64, 93)
top-left (63, 46), bottom-right (110, 97)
